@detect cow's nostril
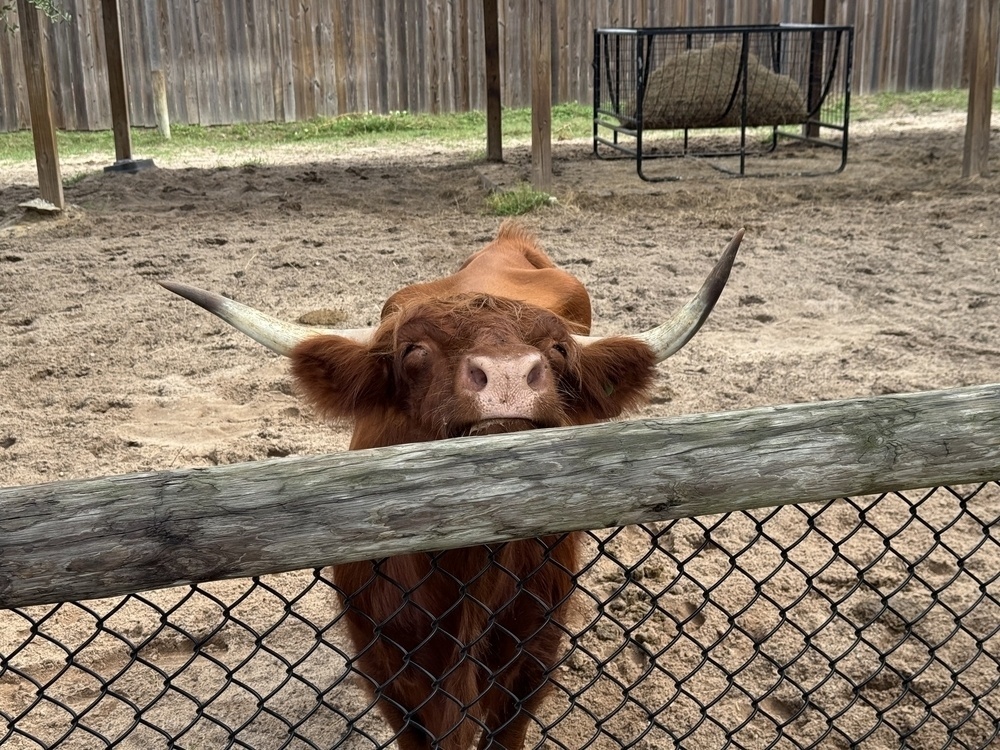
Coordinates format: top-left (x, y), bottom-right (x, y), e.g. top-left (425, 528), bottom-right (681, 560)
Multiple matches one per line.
top-left (467, 364), bottom-right (488, 391)
top-left (526, 361), bottom-right (545, 390)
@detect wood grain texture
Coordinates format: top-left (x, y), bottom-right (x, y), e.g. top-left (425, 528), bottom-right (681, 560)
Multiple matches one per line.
top-left (2, 384), bottom-right (999, 610)
top-left (100, 0), bottom-right (132, 159)
top-left (483, 0), bottom-right (502, 161)
top-left (530, 0), bottom-right (552, 190)
top-left (962, 0), bottom-right (1000, 178)
top-left (2, 0), bottom-right (998, 132)
top-left (15, 0), bottom-right (64, 208)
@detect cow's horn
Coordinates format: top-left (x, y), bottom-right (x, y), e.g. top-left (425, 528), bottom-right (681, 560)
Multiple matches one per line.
top-left (573, 229), bottom-right (743, 363)
top-left (159, 281), bottom-right (374, 356)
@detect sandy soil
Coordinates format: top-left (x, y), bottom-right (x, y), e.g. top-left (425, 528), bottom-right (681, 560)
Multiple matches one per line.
top-left (1, 113), bottom-right (999, 748)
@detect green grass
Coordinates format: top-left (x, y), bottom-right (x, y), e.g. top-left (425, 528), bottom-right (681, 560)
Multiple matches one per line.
top-left (0, 90), bottom-right (990, 168)
top-left (851, 88), bottom-right (999, 121)
top-left (486, 183), bottom-right (553, 216)
top-left (0, 102), bottom-right (594, 164)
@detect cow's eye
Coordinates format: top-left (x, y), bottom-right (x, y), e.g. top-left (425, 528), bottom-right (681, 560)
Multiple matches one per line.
top-left (551, 342), bottom-right (568, 358)
top-left (402, 343), bottom-right (426, 361)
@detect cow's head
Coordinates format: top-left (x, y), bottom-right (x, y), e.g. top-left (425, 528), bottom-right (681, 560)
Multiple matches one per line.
top-left (161, 228), bottom-right (742, 447)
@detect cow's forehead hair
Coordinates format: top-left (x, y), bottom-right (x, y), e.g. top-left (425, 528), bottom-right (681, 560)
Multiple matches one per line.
top-left (371, 293), bottom-right (568, 353)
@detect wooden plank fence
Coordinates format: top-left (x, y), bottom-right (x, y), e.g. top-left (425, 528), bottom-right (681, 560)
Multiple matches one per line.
top-left (0, 0), bottom-right (997, 132)
top-left (2, 383), bottom-right (999, 610)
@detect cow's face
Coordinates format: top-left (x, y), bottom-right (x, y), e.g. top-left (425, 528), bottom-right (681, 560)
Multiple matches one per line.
top-left (290, 294), bottom-right (657, 443)
top-left (160, 227), bottom-right (742, 449)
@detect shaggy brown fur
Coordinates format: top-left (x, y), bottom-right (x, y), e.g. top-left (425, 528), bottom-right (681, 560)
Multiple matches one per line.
top-left (289, 223), bottom-right (657, 749)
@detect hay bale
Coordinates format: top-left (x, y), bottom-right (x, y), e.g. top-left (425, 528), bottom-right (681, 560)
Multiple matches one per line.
top-left (640, 42), bottom-right (807, 129)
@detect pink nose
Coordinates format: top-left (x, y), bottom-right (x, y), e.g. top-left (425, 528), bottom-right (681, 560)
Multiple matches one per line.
top-left (463, 352), bottom-right (546, 392)
top-left (460, 352), bottom-right (550, 417)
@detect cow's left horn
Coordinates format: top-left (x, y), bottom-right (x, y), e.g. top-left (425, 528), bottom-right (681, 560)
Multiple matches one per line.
top-left (159, 281), bottom-right (374, 356)
top-left (573, 229), bottom-right (743, 363)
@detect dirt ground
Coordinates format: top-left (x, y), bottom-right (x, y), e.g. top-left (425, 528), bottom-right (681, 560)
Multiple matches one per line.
top-left (1, 113), bottom-right (999, 748)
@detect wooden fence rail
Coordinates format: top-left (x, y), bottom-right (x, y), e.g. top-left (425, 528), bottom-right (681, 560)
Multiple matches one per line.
top-left (2, 383), bottom-right (999, 611)
top-left (0, 0), bottom-right (995, 132)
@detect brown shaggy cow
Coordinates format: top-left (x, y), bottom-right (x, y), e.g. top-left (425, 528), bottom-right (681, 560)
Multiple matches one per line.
top-left (161, 222), bottom-right (742, 749)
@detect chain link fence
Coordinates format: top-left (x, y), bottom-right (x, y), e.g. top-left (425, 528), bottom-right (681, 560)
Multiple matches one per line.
top-left (3, 482), bottom-right (999, 749)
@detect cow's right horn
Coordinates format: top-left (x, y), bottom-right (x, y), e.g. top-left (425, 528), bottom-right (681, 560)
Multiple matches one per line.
top-left (573, 229), bottom-right (743, 362)
top-left (159, 281), bottom-right (374, 356)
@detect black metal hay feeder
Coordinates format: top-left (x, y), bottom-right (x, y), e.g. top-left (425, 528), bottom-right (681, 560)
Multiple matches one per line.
top-left (593, 24), bottom-right (854, 181)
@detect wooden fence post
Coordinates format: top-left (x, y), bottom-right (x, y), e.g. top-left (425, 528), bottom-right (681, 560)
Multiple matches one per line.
top-left (483, 0), bottom-right (502, 162)
top-left (15, 0), bottom-right (64, 210)
top-left (962, 0), bottom-right (1000, 177)
top-left (530, 0), bottom-right (552, 191)
top-left (101, 0), bottom-right (133, 162)
top-left (2, 383), bottom-right (999, 609)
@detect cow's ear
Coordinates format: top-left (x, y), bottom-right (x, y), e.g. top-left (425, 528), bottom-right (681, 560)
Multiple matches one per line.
top-left (290, 335), bottom-right (392, 420)
top-left (569, 337), bottom-right (657, 420)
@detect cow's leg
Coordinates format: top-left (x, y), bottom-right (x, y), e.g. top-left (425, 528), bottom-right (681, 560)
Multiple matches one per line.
top-left (475, 620), bottom-right (565, 750)
top-left (356, 633), bottom-right (479, 750)
top-left (476, 537), bottom-right (578, 750)
top-left (373, 693), bottom-right (434, 750)
top-left (476, 654), bottom-right (554, 749)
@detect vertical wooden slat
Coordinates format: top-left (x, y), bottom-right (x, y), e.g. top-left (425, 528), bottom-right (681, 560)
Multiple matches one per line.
top-left (372, 0), bottom-right (389, 112)
top-left (121, 0), bottom-right (148, 126)
top-left (426, 0), bottom-right (440, 112)
top-left (226, 0), bottom-right (246, 122)
top-left (939, 0), bottom-right (963, 90)
top-left (244, 0), bottom-right (265, 121)
top-left (314, 0), bottom-right (333, 115)
top-left (467, 0), bottom-right (484, 110)
top-left (386, 0), bottom-right (404, 111)
top-left (194, 0), bottom-right (212, 122)
top-left (455, 0), bottom-right (470, 111)
top-left (555, 0), bottom-right (568, 103)
top-left (289, 0), bottom-right (308, 117)
top-left (407, 0), bottom-right (425, 112)
top-left (395, 0), bottom-right (410, 111)
top-left (178, 0), bottom-right (200, 123)
top-left (5, 0), bottom-right (1000, 134)
top-left (439, 0), bottom-right (452, 112)
top-left (45, 1), bottom-right (68, 129)
top-left (350, 0), bottom-right (366, 112)
top-left (916, 1), bottom-right (937, 89)
top-left (301, 0), bottom-right (319, 116)
top-left (266, 1), bottom-right (282, 121)
top-left (0, 10), bottom-right (25, 131)
top-left (16, 0), bottom-right (64, 208)
top-left (64, 1), bottom-right (90, 128)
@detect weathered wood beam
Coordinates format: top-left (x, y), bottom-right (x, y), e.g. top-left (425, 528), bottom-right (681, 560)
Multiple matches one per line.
top-left (529, 0), bottom-right (552, 190)
top-left (482, 0), bottom-right (502, 162)
top-left (16, 0), bottom-right (64, 209)
top-left (962, 0), bottom-right (1000, 178)
top-left (3, 384), bottom-right (1000, 610)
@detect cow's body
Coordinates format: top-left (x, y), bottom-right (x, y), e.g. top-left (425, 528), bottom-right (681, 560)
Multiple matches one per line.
top-left (318, 225), bottom-right (594, 748)
top-left (290, 223), bottom-right (653, 747)
top-left (161, 221), bottom-right (742, 749)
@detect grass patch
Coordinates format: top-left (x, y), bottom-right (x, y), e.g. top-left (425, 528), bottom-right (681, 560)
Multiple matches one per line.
top-left (0, 103), bottom-right (595, 165)
top-left (486, 183), bottom-right (553, 216)
top-left (0, 91), bottom-right (988, 167)
top-left (63, 171), bottom-right (90, 187)
top-left (850, 88), bottom-right (997, 121)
